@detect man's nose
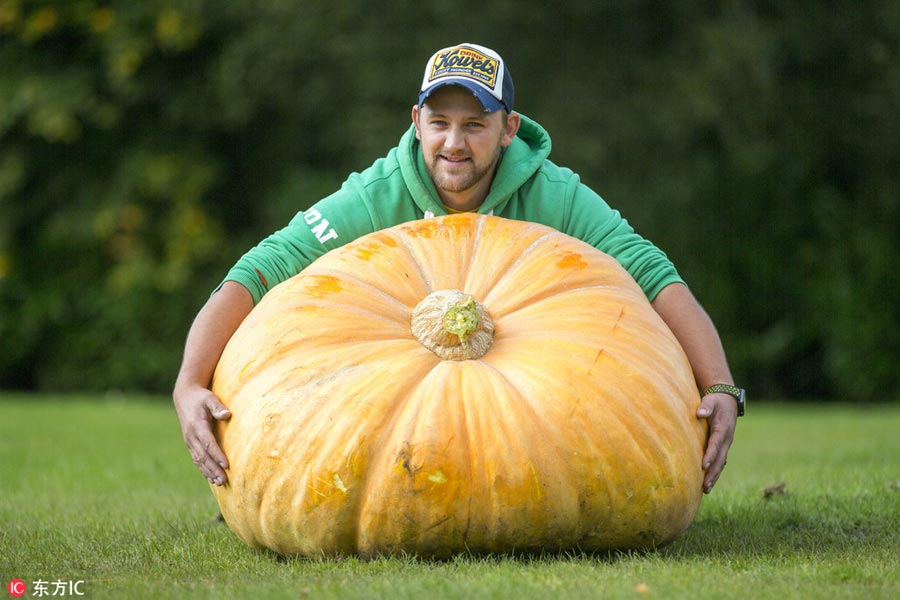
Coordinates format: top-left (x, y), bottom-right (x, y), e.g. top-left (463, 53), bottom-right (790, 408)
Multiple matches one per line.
top-left (444, 126), bottom-right (466, 152)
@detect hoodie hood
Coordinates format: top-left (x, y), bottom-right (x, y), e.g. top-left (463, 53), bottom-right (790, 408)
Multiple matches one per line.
top-left (398, 113), bottom-right (552, 215)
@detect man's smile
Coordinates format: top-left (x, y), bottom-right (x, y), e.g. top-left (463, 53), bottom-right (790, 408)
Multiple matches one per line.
top-left (440, 155), bottom-right (472, 164)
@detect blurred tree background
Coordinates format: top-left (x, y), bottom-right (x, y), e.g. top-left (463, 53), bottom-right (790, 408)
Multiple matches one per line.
top-left (1, 0), bottom-right (897, 400)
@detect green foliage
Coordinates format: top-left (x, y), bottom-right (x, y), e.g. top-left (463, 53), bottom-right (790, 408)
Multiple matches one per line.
top-left (0, 1), bottom-right (897, 398)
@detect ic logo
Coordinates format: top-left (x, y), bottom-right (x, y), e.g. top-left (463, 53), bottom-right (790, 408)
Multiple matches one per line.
top-left (7, 579), bottom-right (26, 598)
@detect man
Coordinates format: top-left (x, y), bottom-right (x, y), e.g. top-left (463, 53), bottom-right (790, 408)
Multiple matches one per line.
top-left (174, 43), bottom-right (744, 495)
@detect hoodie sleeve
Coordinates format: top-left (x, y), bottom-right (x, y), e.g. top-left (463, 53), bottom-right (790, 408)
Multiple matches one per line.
top-left (214, 147), bottom-right (421, 304)
top-left (563, 175), bottom-right (684, 301)
top-left (215, 183), bottom-right (380, 304)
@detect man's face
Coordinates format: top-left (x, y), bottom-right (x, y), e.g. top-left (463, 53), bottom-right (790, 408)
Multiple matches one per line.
top-left (412, 86), bottom-right (519, 211)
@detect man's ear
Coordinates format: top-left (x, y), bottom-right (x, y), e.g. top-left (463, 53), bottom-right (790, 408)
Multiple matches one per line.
top-left (411, 104), bottom-right (422, 141)
top-left (501, 112), bottom-right (521, 147)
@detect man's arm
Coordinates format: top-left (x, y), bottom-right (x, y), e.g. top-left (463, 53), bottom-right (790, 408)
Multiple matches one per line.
top-left (651, 282), bottom-right (738, 494)
top-left (173, 281), bottom-right (254, 486)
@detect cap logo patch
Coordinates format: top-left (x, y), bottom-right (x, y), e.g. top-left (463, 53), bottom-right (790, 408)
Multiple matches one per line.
top-left (429, 47), bottom-right (498, 89)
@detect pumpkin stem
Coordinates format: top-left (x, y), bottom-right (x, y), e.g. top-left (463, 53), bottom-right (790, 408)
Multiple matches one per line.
top-left (411, 290), bottom-right (494, 360)
top-left (443, 295), bottom-right (479, 345)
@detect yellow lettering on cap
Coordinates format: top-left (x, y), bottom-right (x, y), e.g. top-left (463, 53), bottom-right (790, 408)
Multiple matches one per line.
top-left (429, 47), bottom-right (498, 88)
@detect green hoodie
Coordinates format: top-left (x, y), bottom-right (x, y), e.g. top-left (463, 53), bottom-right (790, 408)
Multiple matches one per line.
top-left (221, 114), bottom-right (683, 304)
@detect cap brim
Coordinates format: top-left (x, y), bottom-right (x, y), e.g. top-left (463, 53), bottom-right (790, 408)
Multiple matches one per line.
top-left (418, 81), bottom-right (505, 113)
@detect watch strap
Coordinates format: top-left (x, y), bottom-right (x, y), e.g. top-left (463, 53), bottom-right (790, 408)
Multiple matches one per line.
top-left (702, 383), bottom-right (746, 417)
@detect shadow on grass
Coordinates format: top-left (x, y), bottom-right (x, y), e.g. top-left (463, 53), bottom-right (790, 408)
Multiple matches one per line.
top-left (212, 486), bottom-right (900, 566)
top-left (660, 491), bottom-right (899, 560)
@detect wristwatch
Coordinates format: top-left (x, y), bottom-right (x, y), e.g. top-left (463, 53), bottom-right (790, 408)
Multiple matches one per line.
top-left (702, 384), bottom-right (746, 417)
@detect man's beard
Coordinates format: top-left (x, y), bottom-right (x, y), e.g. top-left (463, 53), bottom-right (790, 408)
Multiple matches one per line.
top-left (427, 152), bottom-right (500, 195)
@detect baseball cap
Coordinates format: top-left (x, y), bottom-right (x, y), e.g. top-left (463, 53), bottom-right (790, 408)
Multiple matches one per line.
top-left (418, 43), bottom-right (514, 113)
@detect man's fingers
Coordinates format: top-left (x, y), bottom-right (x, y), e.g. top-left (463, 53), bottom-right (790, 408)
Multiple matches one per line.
top-left (207, 397), bottom-right (232, 421)
top-left (200, 399), bottom-right (230, 472)
top-left (696, 396), bottom-right (715, 419)
top-left (703, 430), bottom-right (733, 492)
top-left (204, 435), bottom-right (230, 471)
top-left (192, 444), bottom-right (228, 485)
top-left (187, 424), bottom-right (229, 485)
top-left (200, 439), bottom-right (228, 485)
top-left (703, 444), bottom-right (728, 493)
top-left (697, 394), bottom-right (736, 494)
top-left (189, 445), bottom-right (218, 482)
top-left (702, 434), bottom-right (720, 471)
top-left (174, 387), bottom-right (232, 485)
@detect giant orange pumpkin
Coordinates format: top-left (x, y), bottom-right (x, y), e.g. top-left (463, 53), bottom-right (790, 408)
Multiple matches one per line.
top-left (211, 214), bottom-right (706, 557)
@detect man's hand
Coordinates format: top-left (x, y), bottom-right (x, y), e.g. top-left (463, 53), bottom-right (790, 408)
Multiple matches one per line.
top-left (172, 281), bottom-right (253, 486)
top-left (174, 385), bottom-right (232, 486)
top-left (650, 283), bottom-right (739, 495)
top-left (696, 392), bottom-right (738, 494)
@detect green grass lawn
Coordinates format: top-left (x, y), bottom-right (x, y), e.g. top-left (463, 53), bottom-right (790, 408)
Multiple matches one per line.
top-left (2, 394), bottom-right (898, 599)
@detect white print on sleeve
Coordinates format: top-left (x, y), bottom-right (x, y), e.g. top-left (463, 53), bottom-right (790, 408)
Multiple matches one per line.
top-left (303, 208), bottom-right (339, 244)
